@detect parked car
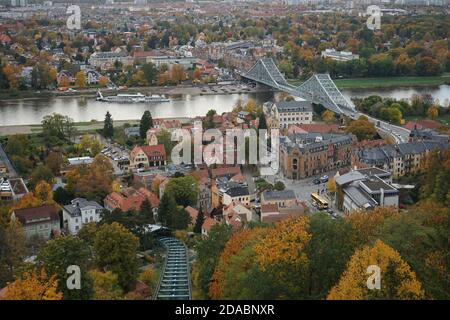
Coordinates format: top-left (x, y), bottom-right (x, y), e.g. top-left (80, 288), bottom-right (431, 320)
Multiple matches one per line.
top-left (320, 175), bottom-right (329, 183)
top-left (313, 178), bottom-right (321, 185)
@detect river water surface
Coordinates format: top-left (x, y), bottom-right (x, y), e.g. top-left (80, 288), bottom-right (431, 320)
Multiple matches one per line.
top-left (0, 85), bottom-right (448, 126)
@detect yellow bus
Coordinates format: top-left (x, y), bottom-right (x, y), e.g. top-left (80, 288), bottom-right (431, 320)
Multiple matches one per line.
top-left (311, 193), bottom-right (329, 210)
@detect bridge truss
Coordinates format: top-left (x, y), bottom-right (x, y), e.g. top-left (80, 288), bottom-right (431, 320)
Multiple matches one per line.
top-left (242, 58), bottom-right (356, 115)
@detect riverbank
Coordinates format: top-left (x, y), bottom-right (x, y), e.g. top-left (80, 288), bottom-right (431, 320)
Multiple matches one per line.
top-left (0, 83), bottom-right (267, 101)
top-left (0, 117), bottom-right (194, 136)
top-left (288, 75), bottom-right (450, 89)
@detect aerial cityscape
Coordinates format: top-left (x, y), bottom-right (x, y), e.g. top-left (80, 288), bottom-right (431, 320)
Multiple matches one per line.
top-left (0, 0), bottom-right (448, 305)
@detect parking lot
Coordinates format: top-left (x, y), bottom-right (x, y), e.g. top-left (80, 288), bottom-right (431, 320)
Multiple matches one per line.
top-left (264, 169), bottom-right (342, 216)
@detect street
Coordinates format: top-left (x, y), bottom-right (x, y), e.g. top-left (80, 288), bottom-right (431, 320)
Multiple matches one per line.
top-left (264, 168), bottom-right (341, 215)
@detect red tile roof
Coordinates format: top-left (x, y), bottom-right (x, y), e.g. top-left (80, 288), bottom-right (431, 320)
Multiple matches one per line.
top-left (104, 188), bottom-right (159, 212)
top-left (260, 203), bottom-right (279, 214)
top-left (211, 166), bottom-right (241, 178)
top-left (141, 145), bottom-right (166, 159)
top-left (289, 123), bottom-right (342, 134)
top-left (202, 217), bottom-right (218, 233)
top-left (185, 206), bottom-right (198, 223)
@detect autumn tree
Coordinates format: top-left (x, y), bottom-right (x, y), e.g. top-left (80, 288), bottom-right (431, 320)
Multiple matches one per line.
top-left (170, 64), bottom-right (185, 84)
top-left (209, 228), bottom-right (264, 299)
top-left (3, 269), bottom-right (62, 300)
top-left (0, 207), bottom-right (26, 288)
top-left (252, 217), bottom-right (312, 299)
top-left (75, 71), bottom-right (86, 88)
top-left (98, 76), bottom-right (109, 87)
top-left (345, 117), bottom-right (377, 141)
top-left (89, 270), bottom-right (123, 300)
top-left (34, 180), bottom-right (55, 205)
top-left (427, 105), bottom-right (439, 119)
top-left (321, 110), bottom-right (335, 124)
top-left (94, 222), bottom-right (140, 291)
top-left (45, 151), bottom-right (63, 175)
top-left (37, 236), bottom-right (94, 300)
top-left (327, 240), bottom-right (424, 300)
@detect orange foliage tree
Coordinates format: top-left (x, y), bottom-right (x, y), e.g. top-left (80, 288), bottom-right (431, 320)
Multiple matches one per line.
top-left (327, 240), bottom-right (424, 300)
top-left (3, 269), bottom-right (63, 300)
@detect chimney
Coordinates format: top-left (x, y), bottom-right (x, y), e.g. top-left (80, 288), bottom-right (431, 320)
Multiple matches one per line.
top-left (380, 188), bottom-right (384, 206)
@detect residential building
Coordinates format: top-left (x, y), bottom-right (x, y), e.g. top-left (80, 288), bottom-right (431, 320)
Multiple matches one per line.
top-left (129, 145), bottom-right (167, 170)
top-left (222, 185), bottom-right (251, 206)
top-left (357, 141), bottom-right (448, 179)
top-left (281, 133), bottom-right (356, 179)
top-left (335, 168), bottom-right (399, 213)
top-left (0, 177), bottom-right (29, 201)
top-left (88, 51), bottom-right (133, 70)
top-left (223, 201), bottom-right (256, 225)
top-left (198, 178), bottom-right (212, 212)
top-left (321, 49), bottom-right (359, 61)
top-left (270, 100), bottom-right (313, 129)
top-left (11, 205), bottom-right (60, 240)
top-left (124, 127), bottom-right (141, 138)
top-left (104, 187), bottom-right (160, 215)
top-left (260, 202), bottom-right (307, 223)
top-left (261, 189), bottom-right (297, 208)
top-left (62, 198), bottom-right (104, 235)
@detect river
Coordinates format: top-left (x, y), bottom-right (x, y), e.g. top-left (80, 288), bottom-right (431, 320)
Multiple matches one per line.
top-left (0, 85), bottom-right (448, 126)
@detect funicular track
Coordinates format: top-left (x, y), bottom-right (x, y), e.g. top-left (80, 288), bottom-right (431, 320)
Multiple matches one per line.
top-left (153, 237), bottom-right (192, 300)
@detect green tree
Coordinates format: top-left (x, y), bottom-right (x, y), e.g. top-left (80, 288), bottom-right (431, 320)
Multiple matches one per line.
top-left (171, 207), bottom-right (191, 230)
top-left (94, 222), bottom-right (140, 291)
top-left (258, 112), bottom-right (267, 130)
top-left (139, 110), bottom-right (153, 139)
top-left (193, 223), bottom-right (233, 299)
top-left (37, 236), bottom-right (94, 300)
top-left (274, 181), bottom-right (285, 191)
top-left (305, 213), bottom-right (357, 299)
top-left (142, 63), bottom-right (158, 85)
top-left (193, 207), bottom-right (205, 234)
top-left (103, 111), bottom-right (114, 138)
top-left (165, 175), bottom-right (199, 207)
top-left (158, 192), bottom-right (177, 227)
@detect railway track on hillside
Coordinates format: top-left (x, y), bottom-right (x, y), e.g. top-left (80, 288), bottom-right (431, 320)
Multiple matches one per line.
top-left (153, 237), bottom-right (192, 300)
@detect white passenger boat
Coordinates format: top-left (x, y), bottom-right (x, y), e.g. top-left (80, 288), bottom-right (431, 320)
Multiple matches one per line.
top-left (96, 91), bottom-right (170, 103)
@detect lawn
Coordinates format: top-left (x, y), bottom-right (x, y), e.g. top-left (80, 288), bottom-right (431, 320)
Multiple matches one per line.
top-left (287, 75), bottom-right (450, 89)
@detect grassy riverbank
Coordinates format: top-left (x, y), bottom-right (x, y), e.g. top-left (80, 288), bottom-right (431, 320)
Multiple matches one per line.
top-left (288, 74), bottom-right (450, 89)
